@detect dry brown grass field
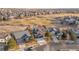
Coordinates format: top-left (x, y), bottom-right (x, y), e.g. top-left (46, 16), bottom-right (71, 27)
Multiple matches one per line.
top-left (0, 13), bottom-right (79, 33)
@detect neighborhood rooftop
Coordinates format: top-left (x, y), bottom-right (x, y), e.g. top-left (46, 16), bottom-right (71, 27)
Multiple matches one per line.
top-left (10, 30), bottom-right (31, 40)
top-left (0, 33), bottom-right (8, 39)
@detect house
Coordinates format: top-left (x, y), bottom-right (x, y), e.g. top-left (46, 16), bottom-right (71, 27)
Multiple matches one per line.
top-left (10, 30), bottom-right (31, 44)
top-left (76, 20), bottom-right (79, 24)
top-left (33, 29), bottom-right (46, 45)
top-left (0, 43), bottom-right (6, 51)
top-left (0, 33), bottom-right (11, 51)
top-left (48, 27), bottom-right (60, 35)
top-left (32, 25), bottom-right (45, 39)
top-left (71, 29), bottom-right (79, 38)
top-left (31, 25), bottom-right (47, 45)
top-left (0, 33), bottom-right (11, 43)
top-left (48, 27), bottom-right (63, 42)
top-left (51, 35), bottom-right (59, 43)
top-left (63, 17), bottom-right (76, 25)
top-left (54, 16), bottom-right (77, 25)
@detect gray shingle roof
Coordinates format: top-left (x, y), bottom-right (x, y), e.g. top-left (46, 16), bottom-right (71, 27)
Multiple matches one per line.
top-left (0, 33), bottom-right (8, 39)
top-left (11, 30), bottom-right (31, 40)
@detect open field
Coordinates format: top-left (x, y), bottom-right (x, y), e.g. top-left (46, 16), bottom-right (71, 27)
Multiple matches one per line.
top-left (1, 13), bottom-right (79, 25)
top-left (0, 13), bottom-right (79, 33)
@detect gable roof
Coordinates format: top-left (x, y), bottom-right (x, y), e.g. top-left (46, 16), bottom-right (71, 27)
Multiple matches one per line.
top-left (11, 30), bottom-right (31, 40)
top-left (0, 33), bottom-right (8, 39)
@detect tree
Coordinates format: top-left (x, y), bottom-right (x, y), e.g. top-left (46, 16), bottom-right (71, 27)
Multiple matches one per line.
top-left (69, 30), bottom-right (77, 41)
top-left (45, 31), bottom-right (51, 42)
top-left (62, 30), bottom-right (67, 40)
top-left (45, 31), bottom-right (51, 37)
top-left (7, 38), bottom-right (17, 49)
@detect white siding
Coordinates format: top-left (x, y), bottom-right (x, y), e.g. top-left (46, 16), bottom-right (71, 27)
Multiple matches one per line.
top-left (0, 39), bottom-right (5, 43)
top-left (5, 35), bottom-right (11, 40)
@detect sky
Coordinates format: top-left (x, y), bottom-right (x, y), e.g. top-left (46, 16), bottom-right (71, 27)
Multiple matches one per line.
top-left (0, 0), bottom-right (79, 8)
